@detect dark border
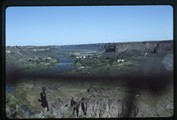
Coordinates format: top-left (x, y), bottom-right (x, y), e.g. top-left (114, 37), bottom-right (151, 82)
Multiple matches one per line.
top-left (1, 0), bottom-right (176, 119)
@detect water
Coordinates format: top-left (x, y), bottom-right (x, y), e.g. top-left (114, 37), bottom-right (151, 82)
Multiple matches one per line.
top-left (44, 56), bottom-right (75, 73)
top-left (59, 57), bottom-right (73, 63)
top-left (54, 62), bottom-right (74, 72)
top-left (6, 84), bottom-right (15, 93)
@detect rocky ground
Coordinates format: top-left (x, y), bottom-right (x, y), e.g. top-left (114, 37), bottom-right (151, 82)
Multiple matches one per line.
top-left (6, 77), bottom-right (173, 118)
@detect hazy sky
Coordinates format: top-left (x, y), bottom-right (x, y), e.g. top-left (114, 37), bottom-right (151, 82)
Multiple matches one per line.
top-left (6, 6), bottom-right (173, 46)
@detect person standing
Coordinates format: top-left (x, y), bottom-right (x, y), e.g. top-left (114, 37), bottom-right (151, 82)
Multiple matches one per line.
top-left (38, 86), bottom-right (49, 111)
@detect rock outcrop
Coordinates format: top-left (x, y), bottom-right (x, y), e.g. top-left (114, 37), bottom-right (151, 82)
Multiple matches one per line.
top-left (6, 84), bottom-right (173, 118)
top-left (102, 40), bottom-right (173, 59)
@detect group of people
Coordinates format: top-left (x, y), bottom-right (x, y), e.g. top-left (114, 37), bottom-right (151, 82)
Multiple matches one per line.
top-left (70, 97), bottom-right (87, 117)
top-left (38, 87), bottom-right (87, 118)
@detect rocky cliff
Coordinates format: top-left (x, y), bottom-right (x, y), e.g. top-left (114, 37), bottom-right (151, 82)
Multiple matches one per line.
top-left (103, 40), bottom-right (173, 59)
top-left (6, 81), bottom-right (173, 118)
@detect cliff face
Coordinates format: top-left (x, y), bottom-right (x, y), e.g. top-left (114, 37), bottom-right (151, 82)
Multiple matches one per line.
top-left (103, 40), bottom-right (173, 59)
top-left (48, 97), bottom-right (138, 118)
top-left (6, 85), bottom-right (173, 118)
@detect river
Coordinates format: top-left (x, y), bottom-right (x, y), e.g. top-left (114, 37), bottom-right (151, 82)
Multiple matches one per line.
top-left (41, 54), bottom-right (76, 74)
top-left (52, 57), bottom-right (75, 73)
top-left (6, 56), bottom-right (75, 91)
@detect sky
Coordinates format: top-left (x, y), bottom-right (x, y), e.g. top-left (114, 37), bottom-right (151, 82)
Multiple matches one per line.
top-left (6, 6), bottom-right (173, 46)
